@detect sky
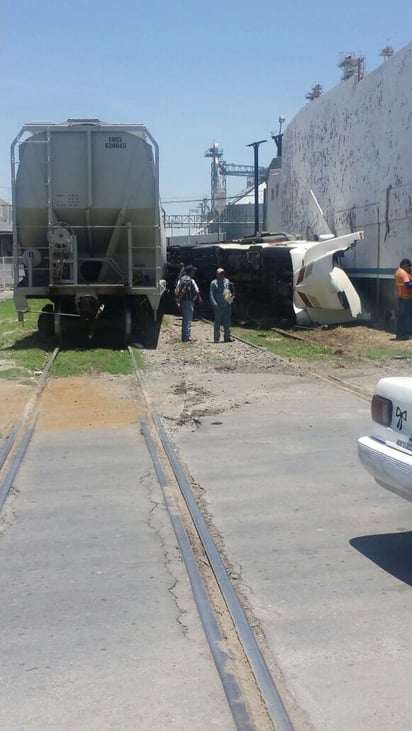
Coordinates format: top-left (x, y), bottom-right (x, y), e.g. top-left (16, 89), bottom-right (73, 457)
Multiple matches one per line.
top-left (2, 0), bottom-right (412, 228)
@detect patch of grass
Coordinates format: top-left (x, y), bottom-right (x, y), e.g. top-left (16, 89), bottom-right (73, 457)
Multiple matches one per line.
top-left (0, 298), bottom-right (138, 379)
top-left (0, 368), bottom-right (34, 382)
top-left (365, 348), bottom-right (410, 360)
top-left (0, 299), bottom-right (55, 379)
top-left (52, 348), bottom-right (134, 376)
top-left (233, 327), bottom-right (336, 360)
top-left (161, 314), bottom-right (173, 328)
top-left (0, 297), bottom-right (43, 346)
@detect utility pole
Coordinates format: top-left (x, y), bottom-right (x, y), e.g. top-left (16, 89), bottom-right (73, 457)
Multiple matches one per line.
top-left (246, 139), bottom-right (267, 235)
top-left (271, 116), bottom-right (285, 158)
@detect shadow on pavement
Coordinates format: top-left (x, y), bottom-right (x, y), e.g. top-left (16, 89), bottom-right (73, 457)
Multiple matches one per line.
top-left (350, 531), bottom-right (412, 586)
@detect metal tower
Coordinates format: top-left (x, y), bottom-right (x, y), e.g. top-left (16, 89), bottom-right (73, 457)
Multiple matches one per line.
top-left (305, 83), bottom-right (323, 101)
top-left (219, 161), bottom-right (266, 187)
top-left (204, 142), bottom-right (226, 215)
top-left (205, 141), bottom-right (266, 214)
top-left (338, 53), bottom-right (365, 82)
top-left (270, 116), bottom-right (285, 158)
top-left (380, 45), bottom-right (394, 61)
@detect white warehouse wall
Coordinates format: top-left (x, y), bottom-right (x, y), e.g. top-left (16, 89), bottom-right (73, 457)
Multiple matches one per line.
top-left (280, 41), bottom-right (412, 278)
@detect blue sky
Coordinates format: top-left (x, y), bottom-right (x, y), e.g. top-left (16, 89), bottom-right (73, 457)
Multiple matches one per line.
top-left (2, 0), bottom-right (412, 221)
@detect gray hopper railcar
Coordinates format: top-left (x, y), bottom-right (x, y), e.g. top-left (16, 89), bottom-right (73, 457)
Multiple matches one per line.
top-left (11, 119), bottom-right (167, 345)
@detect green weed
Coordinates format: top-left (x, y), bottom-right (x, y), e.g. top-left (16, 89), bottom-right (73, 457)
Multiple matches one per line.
top-left (0, 298), bottom-right (138, 379)
top-left (233, 328), bottom-right (335, 360)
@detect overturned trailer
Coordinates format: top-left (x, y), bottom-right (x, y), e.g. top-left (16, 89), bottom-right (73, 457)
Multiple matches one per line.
top-left (11, 119), bottom-right (166, 345)
top-left (167, 230), bottom-right (365, 325)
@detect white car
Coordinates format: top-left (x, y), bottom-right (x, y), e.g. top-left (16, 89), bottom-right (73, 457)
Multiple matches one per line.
top-left (358, 377), bottom-right (412, 502)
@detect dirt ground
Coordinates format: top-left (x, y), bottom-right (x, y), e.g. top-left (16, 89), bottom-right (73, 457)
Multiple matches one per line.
top-left (0, 381), bottom-right (34, 438)
top-left (286, 321), bottom-right (406, 356)
top-left (37, 376), bottom-right (141, 432)
top-left (1, 317), bottom-right (412, 440)
top-left (140, 316), bottom-right (412, 436)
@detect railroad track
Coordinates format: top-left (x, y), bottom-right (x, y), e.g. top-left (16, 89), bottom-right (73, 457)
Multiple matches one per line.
top-left (1, 320), bottom-right (405, 729)
top-left (0, 345), bottom-right (295, 731)
top-left (0, 321), bottom-right (379, 726)
top-left (0, 347), bottom-right (59, 511)
top-left (200, 316), bottom-right (375, 403)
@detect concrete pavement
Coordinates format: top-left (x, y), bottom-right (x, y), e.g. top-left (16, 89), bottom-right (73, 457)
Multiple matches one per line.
top-left (175, 371), bottom-right (412, 730)
top-left (0, 422), bottom-right (234, 730)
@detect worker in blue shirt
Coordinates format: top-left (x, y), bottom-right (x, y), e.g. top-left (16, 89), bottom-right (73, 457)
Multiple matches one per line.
top-left (209, 267), bottom-right (235, 343)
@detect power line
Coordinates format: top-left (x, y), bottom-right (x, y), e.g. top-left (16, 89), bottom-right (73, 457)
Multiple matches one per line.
top-left (162, 191), bottom-right (259, 205)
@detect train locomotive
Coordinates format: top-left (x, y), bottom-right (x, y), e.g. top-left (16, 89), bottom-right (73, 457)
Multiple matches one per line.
top-left (11, 119), bottom-right (167, 345)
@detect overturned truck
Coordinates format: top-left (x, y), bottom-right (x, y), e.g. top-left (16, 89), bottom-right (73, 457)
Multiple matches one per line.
top-left (167, 230), bottom-right (366, 325)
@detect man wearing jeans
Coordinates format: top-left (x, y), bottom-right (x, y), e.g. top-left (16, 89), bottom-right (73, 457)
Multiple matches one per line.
top-left (210, 267), bottom-right (235, 343)
top-left (394, 258), bottom-right (412, 340)
top-left (175, 265), bottom-right (202, 342)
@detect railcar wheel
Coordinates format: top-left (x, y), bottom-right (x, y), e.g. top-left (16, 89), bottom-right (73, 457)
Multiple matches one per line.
top-left (123, 303), bottom-right (132, 347)
top-left (38, 304), bottom-right (55, 337)
top-left (54, 303), bottom-right (64, 346)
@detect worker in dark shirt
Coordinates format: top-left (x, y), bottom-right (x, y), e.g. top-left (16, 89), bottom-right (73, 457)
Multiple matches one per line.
top-left (175, 265), bottom-right (202, 342)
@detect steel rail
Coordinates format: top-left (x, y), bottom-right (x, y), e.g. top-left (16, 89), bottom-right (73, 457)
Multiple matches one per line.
top-left (269, 327), bottom-right (375, 401)
top-left (203, 315), bottom-right (372, 401)
top-left (234, 330), bottom-right (373, 401)
top-left (153, 409), bottom-right (294, 731)
top-left (200, 318), bottom-right (266, 350)
top-left (0, 347), bottom-right (59, 513)
top-left (130, 346), bottom-right (295, 731)
top-left (0, 422), bottom-right (21, 472)
top-left (231, 333), bottom-right (266, 350)
top-left (140, 418), bottom-right (254, 731)
top-left (0, 420), bottom-right (36, 511)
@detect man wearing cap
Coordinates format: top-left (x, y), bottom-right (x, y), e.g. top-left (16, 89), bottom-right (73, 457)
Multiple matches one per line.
top-left (210, 267), bottom-right (235, 343)
top-left (175, 265), bottom-right (202, 342)
top-left (394, 258), bottom-right (412, 340)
